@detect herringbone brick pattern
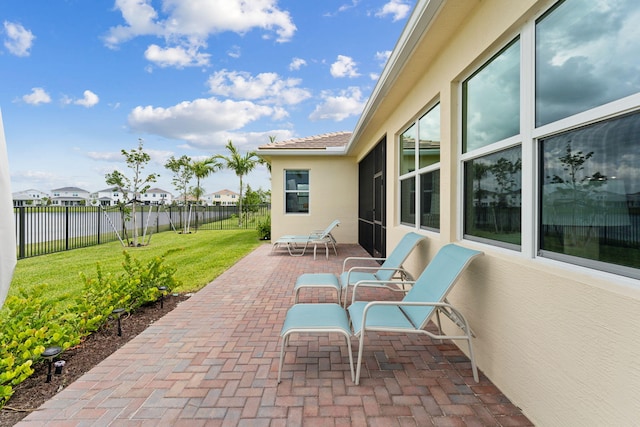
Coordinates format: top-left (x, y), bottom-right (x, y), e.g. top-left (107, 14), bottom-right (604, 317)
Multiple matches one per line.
top-left (17, 243), bottom-right (533, 426)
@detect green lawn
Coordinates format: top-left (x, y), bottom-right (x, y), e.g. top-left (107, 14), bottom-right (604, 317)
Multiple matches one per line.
top-left (7, 229), bottom-right (266, 308)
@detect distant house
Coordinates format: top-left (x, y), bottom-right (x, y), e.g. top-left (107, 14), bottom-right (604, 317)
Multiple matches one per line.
top-left (12, 189), bottom-right (48, 207)
top-left (90, 187), bottom-right (173, 206)
top-left (50, 187), bottom-right (90, 206)
top-left (91, 187), bottom-right (132, 207)
top-left (203, 189), bottom-right (239, 206)
top-left (140, 188), bottom-right (173, 205)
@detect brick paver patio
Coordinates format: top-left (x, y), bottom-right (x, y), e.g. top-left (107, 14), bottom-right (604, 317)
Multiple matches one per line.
top-left (17, 243), bottom-right (533, 426)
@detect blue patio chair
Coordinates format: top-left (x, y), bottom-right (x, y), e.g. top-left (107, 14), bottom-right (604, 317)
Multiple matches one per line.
top-left (348, 244), bottom-right (483, 384)
top-left (340, 232), bottom-right (427, 306)
top-left (271, 219), bottom-right (340, 259)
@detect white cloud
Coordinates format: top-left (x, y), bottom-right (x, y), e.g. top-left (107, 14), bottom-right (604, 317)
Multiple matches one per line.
top-left (289, 57), bottom-right (307, 71)
top-left (330, 55), bottom-right (360, 78)
top-left (309, 86), bottom-right (365, 121)
top-left (3, 21), bottom-right (35, 57)
top-left (375, 50), bottom-right (391, 64)
top-left (375, 0), bottom-right (411, 22)
top-left (104, 0), bottom-right (296, 67)
top-left (227, 45), bottom-right (241, 58)
top-left (207, 69), bottom-right (311, 105)
top-left (127, 97), bottom-right (274, 145)
top-left (22, 87), bottom-right (51, 105)
top-left (86, 151), bottom-right (123, 162)
top-left (144, 43), bottom-right (210, 67)
top-left (75, 90), bottom-right (100, 107)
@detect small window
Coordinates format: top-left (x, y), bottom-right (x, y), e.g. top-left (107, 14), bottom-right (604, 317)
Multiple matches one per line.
top-left (285, 170), bottom-right (309, 214)
top-left (463, 38), bottom-right (520, 153)
top-left (464, 146), bottom-right (522, 248)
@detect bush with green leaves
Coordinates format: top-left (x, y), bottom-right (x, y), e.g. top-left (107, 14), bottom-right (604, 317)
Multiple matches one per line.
top-left (257, 215), bottom-right (271, 240)
top-left (0, 251), bottom-right (181, 408)
top-left (0, 284), bottom-right (79, 406)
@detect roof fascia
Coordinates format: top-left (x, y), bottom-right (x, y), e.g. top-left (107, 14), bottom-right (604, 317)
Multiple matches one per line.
top-left (256, 148), bottom-right (346, 157)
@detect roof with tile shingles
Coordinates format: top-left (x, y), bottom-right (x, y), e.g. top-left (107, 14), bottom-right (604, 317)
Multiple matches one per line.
top-left (258, 131), bottom-right (351, 150)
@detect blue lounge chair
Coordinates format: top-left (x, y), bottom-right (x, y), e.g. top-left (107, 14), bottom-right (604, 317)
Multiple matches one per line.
top-left (348, 244), bottom-right (483, 384)
top-left (271, 219), bottom-right (340, 259)
top-left (340, 232), bottom-right (427, 306)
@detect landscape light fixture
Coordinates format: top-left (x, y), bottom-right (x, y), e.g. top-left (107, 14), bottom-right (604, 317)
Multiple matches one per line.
top-left (112, 308), bottom-right (125, 336)
top-left (42, 346), bottom-right (62, 383)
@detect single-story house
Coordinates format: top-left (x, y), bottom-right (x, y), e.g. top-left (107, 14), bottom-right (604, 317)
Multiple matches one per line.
top-left (258, 0), bottom-right (640, 425)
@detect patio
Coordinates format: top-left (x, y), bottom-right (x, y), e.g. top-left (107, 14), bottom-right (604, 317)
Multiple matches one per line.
top-left (17, 243), bottom-right (533, 426)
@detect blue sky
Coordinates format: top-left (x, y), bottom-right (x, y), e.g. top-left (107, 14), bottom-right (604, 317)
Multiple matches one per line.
top-left (1, 0), bottom-right (413, 197)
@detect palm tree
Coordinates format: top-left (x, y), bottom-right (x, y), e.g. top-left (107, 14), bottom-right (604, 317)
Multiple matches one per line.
top-left (215, 140), bottom-right (260, 227)
top-left (191, 157), bottom-right (222, 204)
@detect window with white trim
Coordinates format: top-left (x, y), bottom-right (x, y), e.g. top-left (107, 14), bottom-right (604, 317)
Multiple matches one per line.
top-left (462, 38), bottom-right (522, 248)
top-left (285, 170), bottom-right (309, 214)
top-left (459, 0), bottom-right (640, 278)
top-left (535, 0), bottom-right (640, 277)
top-left (400, 103), bottom-right (441, 230)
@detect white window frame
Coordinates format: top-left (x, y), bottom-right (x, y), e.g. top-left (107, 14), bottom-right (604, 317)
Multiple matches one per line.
top-left (398, 100), bottom-right (441, 231)
top-left (457, 1), bottom-right (640, 281)
top-left (284, 169), bottom-right (310, 215)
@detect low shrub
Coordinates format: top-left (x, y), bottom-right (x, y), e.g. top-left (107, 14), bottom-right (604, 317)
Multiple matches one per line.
top-left (0, 251), bottom-right (180, 408)
top-left (257, 215), bottom-right (271, 240)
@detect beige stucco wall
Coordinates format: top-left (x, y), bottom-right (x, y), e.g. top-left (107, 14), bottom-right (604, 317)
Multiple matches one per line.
top-left (355, 0), bottom-right (640, 426)
top-left (269, 155), bottom-right (358, 244)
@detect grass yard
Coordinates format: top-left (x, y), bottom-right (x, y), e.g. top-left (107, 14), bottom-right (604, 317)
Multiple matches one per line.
top-left (7, 229), bottom-right (266, 308)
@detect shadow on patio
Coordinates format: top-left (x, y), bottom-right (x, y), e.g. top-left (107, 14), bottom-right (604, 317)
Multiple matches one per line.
top-left (17, 243), bottom-right (533, 426)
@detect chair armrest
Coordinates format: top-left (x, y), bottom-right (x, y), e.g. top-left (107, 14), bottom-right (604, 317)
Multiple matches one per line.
top-left (345, 266), bottom-right (411, 284)
top-left (342, 256), bottom-right (386, 272)
top-left (350, 279), bottom-right (416, 305)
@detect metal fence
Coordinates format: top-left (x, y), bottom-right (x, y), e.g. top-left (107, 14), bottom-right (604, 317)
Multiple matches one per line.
top-left (13, 204), bottom-right (270, 259)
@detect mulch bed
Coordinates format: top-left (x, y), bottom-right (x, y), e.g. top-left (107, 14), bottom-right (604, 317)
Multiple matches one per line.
top-left (0, 293), bottom-right (191, 426)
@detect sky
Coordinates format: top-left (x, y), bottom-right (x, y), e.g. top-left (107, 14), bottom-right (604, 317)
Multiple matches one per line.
top-left (0, 0), bottom-right (414, 197)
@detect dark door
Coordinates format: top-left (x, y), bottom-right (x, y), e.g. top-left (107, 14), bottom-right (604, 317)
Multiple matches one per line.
top-left (358, 138), bottom-right (386, 258)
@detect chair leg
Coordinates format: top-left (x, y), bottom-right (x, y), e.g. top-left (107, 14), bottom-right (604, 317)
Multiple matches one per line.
top-left (467, 336), bottom-right (479, 383)
top-left (344, 333), bottom-right (355, 383)
top-left (278, 334), bottom-right (287, 383)
top-left (355, 333), bottom-right (365, 385)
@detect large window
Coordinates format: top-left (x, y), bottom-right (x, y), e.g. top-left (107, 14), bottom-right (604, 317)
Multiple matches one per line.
top-left (462, 38), bottom-right (521, 246)
top-left (535, 0), bottom-right (640, 278)
top-left (400, 103), bottom-right (441, 230)
top-left (285, 170), bottom-right (309, 214)
top-left (539, 112), bottom-right (640, 276)
top-left (458, 0), bottom-right (640, 278)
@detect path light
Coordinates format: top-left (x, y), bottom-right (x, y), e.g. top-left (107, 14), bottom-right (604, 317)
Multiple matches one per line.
top-left (112, 308), bottom-right (125, 336)
top-left (42, 346), bottom-right (62, 383)
top-left (157, 286), bottom-right (168, 309)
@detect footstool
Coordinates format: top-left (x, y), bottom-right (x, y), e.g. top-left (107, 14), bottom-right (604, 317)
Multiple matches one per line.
top-left (294, 273), bottom-right (341, 303)
top-left (278, 303), bottom-right (354, 383)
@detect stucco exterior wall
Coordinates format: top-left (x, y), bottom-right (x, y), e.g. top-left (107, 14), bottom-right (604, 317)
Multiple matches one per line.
top-left (270, 156), bottom-right (358, 244)
top-left (362, 0), bottom-right (640, 425)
